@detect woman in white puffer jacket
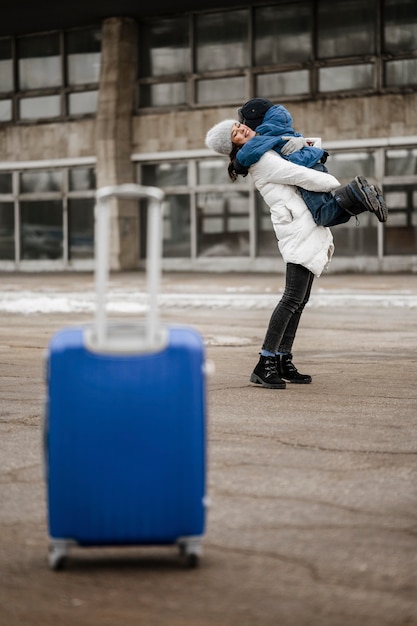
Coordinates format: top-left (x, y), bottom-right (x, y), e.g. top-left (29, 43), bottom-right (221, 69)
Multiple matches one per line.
top-left (205, 119), bottom-right (341, 390)
top-left (250, 149), bottom-right (336, 277)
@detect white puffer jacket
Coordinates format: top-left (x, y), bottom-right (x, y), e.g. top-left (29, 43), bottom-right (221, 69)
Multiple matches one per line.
top-left (250, 151), bottom-right (341, 277)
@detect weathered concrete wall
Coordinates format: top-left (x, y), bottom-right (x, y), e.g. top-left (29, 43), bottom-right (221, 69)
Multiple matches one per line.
top-left (0, 120), bottom-right (96, 162)
top-left (2, 92), bottom-right (414, 164)
top-left (132, 93), bottom-right (417, 153)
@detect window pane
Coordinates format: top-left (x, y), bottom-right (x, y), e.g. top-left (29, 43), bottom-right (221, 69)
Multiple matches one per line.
top-left (384, 0), bottom-right (417, 53)
top-left (385, 59), bottom-right (417, 87)
top-left (0, 202), bottom-right (14, 260)
top-left (68, 198), bottom-right (94, 259)
top-left (254, 3), bottom-right (312, 65)
top-left (197, 159), bottom-right (247, 186)
top-left (0, 61), bottom-right (13, 92)
top-left (20, 170), bottom-right (62, 193)
top-left (161, 195), bottom-right (190, 257)
top-left (68, 53), bottom-right (101, 85)
top-left (196, 10), bottom-right (248, 72)
top-left (19, 95), bottom-right (61, 120)
top-left (256, 194), bottom-right (278, 257)
top-left (326, 152), bottom-right (375, 180)
top-left (318, 0), bottom-right (376, 58)
top-left (319, 64), bottom-right (374, 92)
top-left (140, 82), bottom-right (187, 107)
top-left (69, 167), bottom-right (96, 191)
top-left (196, 76), bottom-right (246, 105)
top-left (385, 149), bottom-right (417, 176)
top-left (142, 162), bottom-right (188, 187)
top-left (139, 17), bottom-right (190, 77)
top-left (0, 99), bottom-right (12, 121)
top-left (256, 70), bottom-right (310, 98)
top-left (21, 200), bottom-right (63, 259)
top-left (0, 39), bottom-right (13, 91)
top-left (196, 190), bottom-right (249, 257)
top-left (68, 90), bottom-right (98, 115)
top-left (18, 33), bottom-right (61, 89)
top-left (67, 28), bottom-right (101, 85)
top-left (198, 159), bottom-right (230, 185)
top-left (332, 214), bottom-right (378, 256)
top-left (383, 184), bottom-right (417, 254)
top-left (0, 173), bottom-right (12, 193)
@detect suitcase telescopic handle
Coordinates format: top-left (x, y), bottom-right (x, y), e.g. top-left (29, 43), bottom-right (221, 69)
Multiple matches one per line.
top-left (94, 184), bottom-right (165, 350)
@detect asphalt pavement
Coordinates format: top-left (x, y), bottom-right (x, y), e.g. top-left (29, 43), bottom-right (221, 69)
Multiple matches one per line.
top-left (0, 270), bottom-right (416, 626)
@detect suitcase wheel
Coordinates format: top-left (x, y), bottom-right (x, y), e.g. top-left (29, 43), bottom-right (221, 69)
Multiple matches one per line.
top-left (178, 536), bottom-right (202, 568)
top-left (48, 540), bottom-right (69, 571)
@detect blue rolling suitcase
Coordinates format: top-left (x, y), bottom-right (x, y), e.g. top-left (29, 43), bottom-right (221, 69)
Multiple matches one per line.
top-left (44, 184), bottom-right (207, 569)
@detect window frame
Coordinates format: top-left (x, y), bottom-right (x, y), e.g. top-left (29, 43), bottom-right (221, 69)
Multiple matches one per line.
top-left (0, 25), bottom-right (101, 124)
top-left (136, 1), bottom-right (417, 112)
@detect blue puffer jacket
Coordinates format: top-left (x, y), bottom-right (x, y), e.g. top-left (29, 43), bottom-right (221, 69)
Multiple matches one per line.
top-left (236, 105), bottom-right (324, 169)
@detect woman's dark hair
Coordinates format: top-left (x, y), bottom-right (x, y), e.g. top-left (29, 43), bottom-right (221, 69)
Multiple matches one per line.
top-left (228, 144), bottom-right (249, 182)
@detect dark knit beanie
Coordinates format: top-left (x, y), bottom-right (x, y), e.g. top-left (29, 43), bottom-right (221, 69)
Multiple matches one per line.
top-left (237, 98), bottom-right (274, 130)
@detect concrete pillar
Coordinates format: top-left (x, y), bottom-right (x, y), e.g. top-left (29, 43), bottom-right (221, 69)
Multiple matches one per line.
top-left (96, 17), bottom-right (138, 270)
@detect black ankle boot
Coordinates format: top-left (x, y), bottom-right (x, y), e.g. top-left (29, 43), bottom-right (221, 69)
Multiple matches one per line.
top-left (335, 177), bottom-right (387, 223)
top-left (277, 353), bottom-right (312, 384)
top-left (350, 176), bottom-right (387, 222)
top-left (250, 355), bottom-right (286, 389)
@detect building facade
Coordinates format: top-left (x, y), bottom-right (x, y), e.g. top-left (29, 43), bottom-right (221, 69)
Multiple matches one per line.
top-left (0, 0), bottom-right (416, 273)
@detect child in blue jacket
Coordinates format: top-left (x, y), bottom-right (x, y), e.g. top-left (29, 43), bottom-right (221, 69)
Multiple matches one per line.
top-left (234, 98), bottom-right (387, 225)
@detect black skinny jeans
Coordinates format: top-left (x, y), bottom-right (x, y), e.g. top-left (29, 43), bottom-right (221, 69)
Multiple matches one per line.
top-left (262, 262), bottom-right (314, 354)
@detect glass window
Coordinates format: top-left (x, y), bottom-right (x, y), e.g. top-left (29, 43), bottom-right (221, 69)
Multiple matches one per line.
top-left (140, 82), bottom-right (187, 108)
top-left (385, 59), bottom-right (417, 87)
top-left (256, 70), bottom-right (310, 98)
top-left (161, 194), bottom-right (190, 257)
top-left (69, 167), bottom-right (96, 191)
top-left (66, 28), bottom-right (101, 85)
top-left (196, 76), bottom-right (246, 105)
top-left (384, 0), bottom-right (417, 53)
top-left (0, 202), bottom-right (14, 260)
top-left (0, 99), bottom-right (12, 121)
top-left (21, 200), bottom-right (63, 260)
top-left (383, 184), bottom-right (417, 254)
top-left (319, 64), bottom-right (374, 92)
top-left (385, 149), bottom-right (417, 176)
top-left (139, 17), bottom-right (190, 77)
top-left (254, 3), bottom-right (312, 66)
top-left (318, 0), bottom-right (376, 58)
top-left (17, 33), bottom-right (61, 90)
top-left (20, 170), bottom-right (62, 193)
top-left (0, 172), bottom-right (12, 194)
top-left (0, 38), bottom-right (13, 92)
top-left (68, 90), bottom-right (98, 115)
top-left (196, 190), bottom-right (250, 257)
top-left (196, 10), bottom-right (248, 72)
top-left (197, 159), bottom-right (247, 186)
top-left (326, 152), bottom-right (375, 180)
top-left (256, 193), bottom-right (278, 257)
top-left (68, 197), bottom-right (94, 259)
top-left (332, 214), bottom-right (378, 256)
top-left (19, 95), bottom-right (61, 120)
top-left (198, 160), bottom-right (230, 185)
top-left (142, 162), bottom-right (188, 187)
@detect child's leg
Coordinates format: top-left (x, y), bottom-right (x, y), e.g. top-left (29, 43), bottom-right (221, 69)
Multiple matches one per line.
top-left (300, 165), bottom-right (387, 226)
top-left (299, 187), bottom-right (352, 226)
top-left (298, 162), bottom-right (353, 227)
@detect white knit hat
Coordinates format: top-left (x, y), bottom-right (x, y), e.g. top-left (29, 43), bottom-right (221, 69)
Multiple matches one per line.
top-left (205, 119), bottom-right (236, 155)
